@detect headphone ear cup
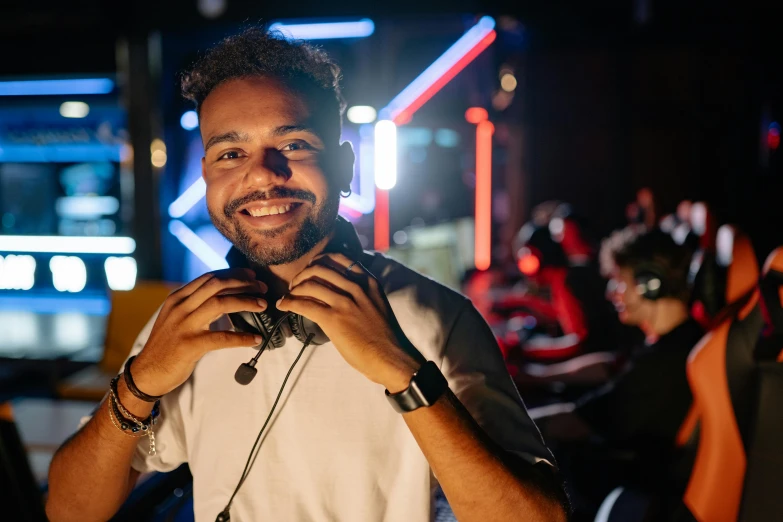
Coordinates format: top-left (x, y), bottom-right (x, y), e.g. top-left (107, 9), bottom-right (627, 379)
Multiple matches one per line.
top-left (635, 271), bottom-right (664, 301)
top-left (287, 314), bottom-right (330, 345)
top-left (254, 312), bottom-right (286, 349)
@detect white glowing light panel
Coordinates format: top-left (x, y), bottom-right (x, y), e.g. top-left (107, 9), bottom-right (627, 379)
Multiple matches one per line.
top-left (374, 120), bottom-right (397, 190)
top-left (0, 255), bottom-right (36, 290)
top-left (50, 256), bottom-right (87, 293)
top-left (0, 235), bottom-right (135, 254)
top-left (104, 256), bottom-right (138, 291)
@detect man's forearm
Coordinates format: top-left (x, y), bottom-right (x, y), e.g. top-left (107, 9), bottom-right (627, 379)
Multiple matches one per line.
top-left (402, 389), bottom-right (568, 522)
top-left (46, 380), bottom-right (151, 522)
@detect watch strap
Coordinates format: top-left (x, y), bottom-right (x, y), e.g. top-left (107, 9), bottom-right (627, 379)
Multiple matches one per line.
top-left (385, 361), bottom-right (448, 413)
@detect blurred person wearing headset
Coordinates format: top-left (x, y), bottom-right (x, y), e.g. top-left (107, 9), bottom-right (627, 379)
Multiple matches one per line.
top-left (536, 230), bottom-right (703, 517)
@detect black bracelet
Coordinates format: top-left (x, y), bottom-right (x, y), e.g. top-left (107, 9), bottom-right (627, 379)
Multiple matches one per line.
top-left (123, 355), bottom-right (163, 402)
top-left (110, 375), bottom-right (160, 429)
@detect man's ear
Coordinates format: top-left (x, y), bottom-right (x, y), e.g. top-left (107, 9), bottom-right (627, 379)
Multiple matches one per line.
top-left (201, 156), bottom-right (206, 180)
top-left (336, 140), bottom-right (355, 192)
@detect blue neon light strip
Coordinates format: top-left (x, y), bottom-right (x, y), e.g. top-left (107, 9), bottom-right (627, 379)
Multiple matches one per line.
top-left (380, 16), bottom-right (495, 121)
top-left (0, 143), bottom-right (123, 163)
top-left (169, 220), bottom-right (229, 270)
top-left (269, 19), bottom-right (375, 40)
top-left (169, 177), bottom-right (206, 218)
top-left (0, 78), bottom-right (115, 96)
top-left (0, 294), bottom-right (110, 315)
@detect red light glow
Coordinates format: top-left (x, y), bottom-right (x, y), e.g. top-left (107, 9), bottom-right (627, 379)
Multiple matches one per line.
top-left (393, 31), bottom-right (497, 125)
top-left (768, 128), bottom-right (780, 150)
top-left (475, 120), bottom-right (495, 271)
top-left (517, 254), bottom-right (540, 276)
top-left (374, 188), bottom-right (390, 251)
top-left (465, 107), bottom-right (489, 124)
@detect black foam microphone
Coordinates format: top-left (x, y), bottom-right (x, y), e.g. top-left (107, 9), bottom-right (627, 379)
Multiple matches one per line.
top-left (234, 360), bottom-right (258, 385)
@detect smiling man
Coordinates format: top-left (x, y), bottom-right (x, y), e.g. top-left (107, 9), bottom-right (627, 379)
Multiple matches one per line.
top-left (46, 28), bottom-right (567, 522)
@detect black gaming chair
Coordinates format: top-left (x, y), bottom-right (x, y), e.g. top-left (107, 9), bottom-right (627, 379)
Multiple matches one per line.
top-left (739, 247), bottom-right (783, 522)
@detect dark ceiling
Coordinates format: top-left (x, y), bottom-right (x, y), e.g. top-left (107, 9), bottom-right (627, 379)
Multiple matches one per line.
top-left (2, 0), bottom-right (780, 76)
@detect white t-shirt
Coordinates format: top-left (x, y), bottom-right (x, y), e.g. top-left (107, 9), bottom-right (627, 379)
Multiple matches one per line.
top-left (117, 252), bottom-right (552, 522)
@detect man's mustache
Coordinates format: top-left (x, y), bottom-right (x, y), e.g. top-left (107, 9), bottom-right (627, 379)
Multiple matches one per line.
top-left (224, 188), bottom-right (317, 217)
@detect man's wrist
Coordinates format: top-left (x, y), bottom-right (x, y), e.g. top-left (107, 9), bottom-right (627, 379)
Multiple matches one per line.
top-left (115, 378), bottom-right (155, 419)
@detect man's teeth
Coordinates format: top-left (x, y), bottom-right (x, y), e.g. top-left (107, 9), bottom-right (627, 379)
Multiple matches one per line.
top-left (247, 204), bottom-right (292, 217)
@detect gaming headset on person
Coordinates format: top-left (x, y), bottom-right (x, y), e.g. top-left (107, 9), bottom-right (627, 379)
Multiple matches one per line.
top-left (215, 227), bottom-right (364, 521)
top-left (632, 262), bottom-right (670, 301)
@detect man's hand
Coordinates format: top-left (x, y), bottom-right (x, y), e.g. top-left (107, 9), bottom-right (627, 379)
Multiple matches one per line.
top-left (277, 253), bottom-right (424, 392)
top-left (131, 268), bottom-right (268, 397)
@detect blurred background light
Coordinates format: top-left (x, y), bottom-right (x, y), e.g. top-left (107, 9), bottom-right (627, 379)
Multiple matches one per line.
top-left (500, 73), bottom-right (518, 92)
top-left (375, 120), bottom-right (397, 190)
top-left (180, 110), bottom-right (199, 130)
top-left (104, 256), bottom-right (137, 291)
top-left (474, 120), bottom-right (495, 271)
top-left (0, 236), bottom-right (135, 254)
top-left (435, 128), bottom-right (460, 148)
top-left (517, 249), bottom-right (540, 276)
top-left (197, 0), bottom-right (227, 18)
top-left (269, 19), bottom-right (375, 40)
top-left (0, 255), bottom-right (36, 290)
top-left (0, 78), bottom-right (114, 96)
top-left (49, 256), bottom-right (87, 293)
top-left (381, 16), bottom-right (496, 124)
top-left (168, 220), bottom-right (229, 270)
top-left (768, 121), bottom-right (780, 150)
top-left (393, 230), bottom-right (408, 245)
top-left (346, 105), bottom-right (377, 124)
top-left (169, 177), bottom-right (206, 218)
top-left (398, 127), bottom-right (433, 147)
top-left (151, 138), bottom-right (168, 168)
top-left (0, 144), bottom-right (123, 163)
top-left (465, 107), bottom-right (488, 124)
top-left (59, 101), bottom-right (90, 118)
top-left (55, 196), bottom-right (119, 218)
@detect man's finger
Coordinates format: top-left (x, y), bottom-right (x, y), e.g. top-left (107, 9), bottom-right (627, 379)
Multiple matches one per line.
top-left (170, 268), bottom-right (255, 303)
top-left (290, 264), bottom-right (365, 301)
top-left (276, 294), bottom-right (330, 324)
top-left (287, 279), bottom-right (352, 309)
top-left (183, 271), bottom-right (267, 313)
top-left (201, 330), bottom-right (265, 352)
top-left (312, 253), bottom-right (366, 277)
top-left (189, 294), bottom-right (267, 326)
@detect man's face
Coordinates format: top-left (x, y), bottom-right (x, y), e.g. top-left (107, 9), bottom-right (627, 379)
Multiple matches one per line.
top-left (199, 77), bottom-right (345, 266)
top-left (608, 267), bottom-right (646, 326)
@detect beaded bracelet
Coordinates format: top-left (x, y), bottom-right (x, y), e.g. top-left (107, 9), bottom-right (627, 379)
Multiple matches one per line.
top-left (123, 355), bottom-right (162, 403)
top-left (108, 375), bottom-right (159, 455)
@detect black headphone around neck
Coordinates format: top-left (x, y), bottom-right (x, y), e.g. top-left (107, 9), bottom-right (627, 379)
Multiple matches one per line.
top-left (229, 309), bottom-right (328, 350)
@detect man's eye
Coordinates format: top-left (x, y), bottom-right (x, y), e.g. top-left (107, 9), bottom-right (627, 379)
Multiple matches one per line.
top-left (218, 151), bottom-right (241, 160)
top-left (282, 141), bottom-right (312, 152)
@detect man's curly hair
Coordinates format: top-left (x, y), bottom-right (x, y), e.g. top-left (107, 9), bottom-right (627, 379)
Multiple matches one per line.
top-left (181, 27), bottom-right (346, 143)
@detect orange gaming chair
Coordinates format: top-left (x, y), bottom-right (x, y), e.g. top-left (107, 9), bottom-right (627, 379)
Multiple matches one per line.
top-left (683, 226), bottom-right (763, 522)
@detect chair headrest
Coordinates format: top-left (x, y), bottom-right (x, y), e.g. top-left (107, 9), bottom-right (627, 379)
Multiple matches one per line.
top-left (690, 201), bottom-right (717, 251)
top-left (761, 247), bottom-right (783, 333)
top-left (717, 225), bottom-right (758, 304)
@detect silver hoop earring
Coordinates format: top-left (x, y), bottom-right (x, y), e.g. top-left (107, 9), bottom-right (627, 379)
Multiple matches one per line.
top-left (340, 188), bottom-right (352, 198)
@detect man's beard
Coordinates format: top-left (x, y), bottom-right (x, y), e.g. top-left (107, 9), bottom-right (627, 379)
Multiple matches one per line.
top-left (209, 186), bottom-right (340, 266)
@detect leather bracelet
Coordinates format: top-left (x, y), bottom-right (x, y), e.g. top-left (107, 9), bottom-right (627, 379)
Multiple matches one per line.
top-left (110, 375), bottom-right (160, 428)
top-left (123, 355), bottom-right (163, 402)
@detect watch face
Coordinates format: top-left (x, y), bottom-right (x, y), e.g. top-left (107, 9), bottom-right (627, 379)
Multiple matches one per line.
top-left (386, 361), bottom-right (448, 413)
top-left (411, 361), bottom-right (449, 406)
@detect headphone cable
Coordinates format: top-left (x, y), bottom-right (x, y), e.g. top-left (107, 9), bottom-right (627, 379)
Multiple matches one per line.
top-left (216, 332), bottom-right (316, 522)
